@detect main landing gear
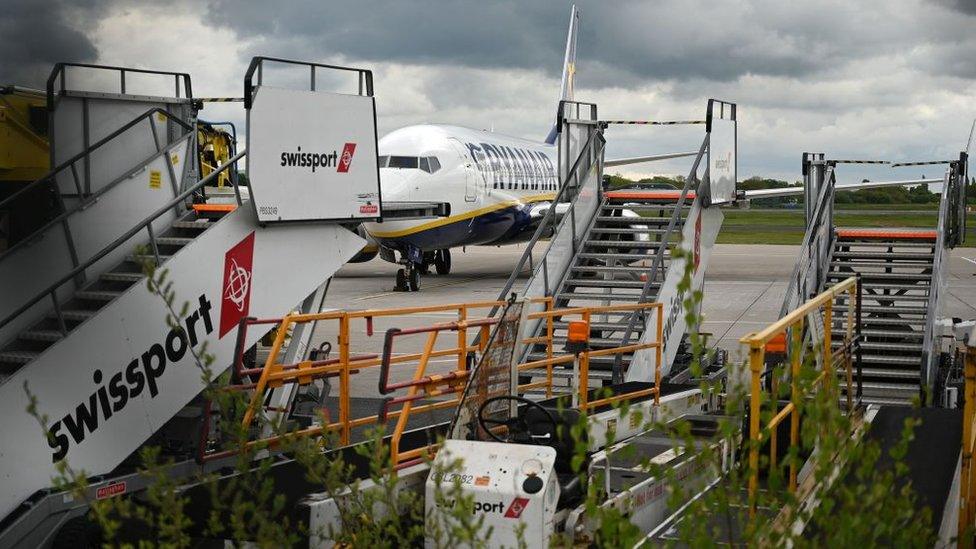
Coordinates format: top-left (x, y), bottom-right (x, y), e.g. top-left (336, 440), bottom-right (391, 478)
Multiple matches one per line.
top-left (396, 249), bottom-right (452, 292)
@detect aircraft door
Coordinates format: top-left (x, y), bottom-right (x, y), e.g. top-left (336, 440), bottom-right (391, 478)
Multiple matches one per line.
top-left (449, 138), bottom-right (478, 202)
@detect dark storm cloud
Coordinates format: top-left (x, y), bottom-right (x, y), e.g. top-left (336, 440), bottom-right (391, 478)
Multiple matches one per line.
top-left (0, 0), bottom-right (107, 87)
top-left (937, 0), bottom-right (976, 14)
top-left (204, 0), bottom-right (855, 85)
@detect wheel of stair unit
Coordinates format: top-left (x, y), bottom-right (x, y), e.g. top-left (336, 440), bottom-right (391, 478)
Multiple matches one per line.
top-left (435, 249), bottom-right (452, 275)
top-left (408, 268), bottom-right (422, 291)
top-left (52, 515), bottom-right (101, 548)
top-left (395, 268), bottom-right (408, 291)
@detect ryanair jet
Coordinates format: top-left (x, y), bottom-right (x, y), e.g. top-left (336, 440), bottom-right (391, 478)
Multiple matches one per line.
top-left (360, 6), bottom-right (687, 291)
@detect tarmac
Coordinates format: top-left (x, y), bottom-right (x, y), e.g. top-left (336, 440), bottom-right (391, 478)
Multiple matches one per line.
top-left (314, 244), bottom-right (976, 399)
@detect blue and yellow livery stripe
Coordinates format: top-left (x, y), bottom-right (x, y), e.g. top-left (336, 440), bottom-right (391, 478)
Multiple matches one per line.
top-left (369, 193), bottom-right (556, 238)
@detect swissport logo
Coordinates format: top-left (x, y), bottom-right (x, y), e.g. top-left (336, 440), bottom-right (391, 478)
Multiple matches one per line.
top-left (338, 142), bottom-right (356, 173)
top-left (504, 497), bottom-right (530, 519)
top-left (219, 232), bottom-right (255, 338)
top-left (278, 142), bottom-right (357, 173)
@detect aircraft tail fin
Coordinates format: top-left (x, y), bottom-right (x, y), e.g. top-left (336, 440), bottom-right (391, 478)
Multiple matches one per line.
top-left (545, 5), bottom-right (580, 145)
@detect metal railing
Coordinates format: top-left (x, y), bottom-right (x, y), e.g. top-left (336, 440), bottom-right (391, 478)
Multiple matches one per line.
top-left (492, 122), bottom-right (605, 311)
top-left (46, 63), bottom-right (193, 111)
top-left (780, 164), bottom-right (836, 317)
top-left (958, 325), bottom-right (976, 542)
top-left (612, 134), bottom-right (709, 380)
top-left (0, 149), bottom-right (246, 336)
top-left (0, 108), bottom-right (194, 259)
top-left (921, 163), bottom-right (965, 401)
top-left (741, 275), bottom-right (862, 518)
top-left (244, 56), bottom-right (374, 109)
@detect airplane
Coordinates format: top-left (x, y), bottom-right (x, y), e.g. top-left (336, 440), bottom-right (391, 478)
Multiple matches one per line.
top-left (358, 6), bottom-right (691, 291)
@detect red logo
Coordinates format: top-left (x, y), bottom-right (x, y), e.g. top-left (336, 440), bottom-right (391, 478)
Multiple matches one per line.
top-left (503, 497), bottom-right (530, 519)
top-left (96, 481), bottom-right (126, 500)
top-left (337, 142), bottom-right (357, 173)
top-left (219, 232), bottom-right (255, 338)
top-left (359, 203), bottom-right (378, 214)
top-left (693, 210), bottom-right (702, 274)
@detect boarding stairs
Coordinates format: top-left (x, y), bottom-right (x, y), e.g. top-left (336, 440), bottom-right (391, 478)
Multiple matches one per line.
top-left (496, 99), bottom-right (736, 392)
top-left (784, 153), bottom-right (968, 406)
top-left (522, 191), bottom-right (693, 383)
top-left (0, 60), bottom-right (370, 545)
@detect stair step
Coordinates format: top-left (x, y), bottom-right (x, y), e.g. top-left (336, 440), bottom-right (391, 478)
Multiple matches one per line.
top-left (578, 252), bottom-right (669, 262)
top-left (553, 320), bottom-right (637, 331)
top-left (831, 251), bottom-right (934, 261)
top-left (564, 279), bottom-right (651, 289)
top-left (519, 367), bottom-right (615, 380)
top-left (827, 271), bottom-right (931, 281)
top-left (127, 253), bottom-right (173, 265)
top-left (852, 341), bottom-right (923, 352)
top-left (834, 304), bottom-right (926, 314)
top-left (584, 240), bottom-right (665, 249)
top-left (848, 367), bottom-right (921, 379)
top-left (589, 227), bottom-right (667, 235)
top-left (856, 282), bottom-right (931, 291)
top-left (605, 203), bottom-right (690, 211)
top-left (849, 354), bottom-right (921, 366)
top-left (556, 292), bottom-right (645, 303)
top-left (47, 309), bottom-right (97, 322)
top-left (836, 328), bottom-right (924, 339)
top-left (834, 239), bottom-right (935, 247)
top-left (834, 294), bottom-right (929, 302)
top-left (100, 271), bottom-right (145, 283)
top-left (0, 350), bottom-right (40, 364)
top-left (571, 265), bottom-right (652, 274)
top-left (830, 260), bottom-right (933, 269)
top-left (171, 220), bottom-right (212, 230)
top-left (19, 330), bottom-right (65, 343)
top-left (76, 290), bottom-right (123, 302)
top-left (596, 216), bottom-right (684, 225)
top-left (155, 236), bottom-right (195, 246)
top-left (851, 381), bottom-right (920, 396)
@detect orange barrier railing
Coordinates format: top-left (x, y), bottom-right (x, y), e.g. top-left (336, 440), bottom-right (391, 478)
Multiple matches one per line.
top-left (384, 301), bottom-right (665, 467)
top-left (201, 298), bottom-right (666, 470)
top-left (740, 275), bottom-right (862, 518)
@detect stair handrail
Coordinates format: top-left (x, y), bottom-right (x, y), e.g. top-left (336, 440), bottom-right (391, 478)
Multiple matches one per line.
top-left (0, 150), bottom-right (246, 336)
top-left (490, 126), bottom-right (605, 315)
top-left (612, 134), bottom-right (709, 381)
top-left (779, 166), bottom-right (837, 317)
top-left (0, 107), bottom-right (195, 261)
top-left (920, 168), bottom-right (956, 401)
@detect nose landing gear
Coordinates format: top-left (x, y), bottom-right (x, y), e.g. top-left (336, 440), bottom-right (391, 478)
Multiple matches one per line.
top-left (395, 264), bottom-right (422, 292)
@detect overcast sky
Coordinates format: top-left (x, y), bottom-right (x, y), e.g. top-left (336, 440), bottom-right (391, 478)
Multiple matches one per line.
top-left (4, 0), bottom-right (975, 182)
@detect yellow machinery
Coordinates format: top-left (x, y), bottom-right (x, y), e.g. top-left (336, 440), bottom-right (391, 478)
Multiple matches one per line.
top-left (0, 86), bottom-right (48, 183)
top-left (197, 121), bottom-right (235, 188)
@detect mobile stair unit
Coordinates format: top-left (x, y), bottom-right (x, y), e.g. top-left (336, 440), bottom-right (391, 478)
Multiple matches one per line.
top-left (499, 99), bottom-right (737, 389)
top-left (0, 59), bottom-right (378, 547)
top-left (781, 153), bottom-right (968, 405)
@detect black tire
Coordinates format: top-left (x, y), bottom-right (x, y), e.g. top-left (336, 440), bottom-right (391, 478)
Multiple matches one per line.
top-left (434, 249), bottom-right (452, 275)
top-left (395, 268), bottom-right (408, 291)
top-left (408, 268), bottom-right (421, 291)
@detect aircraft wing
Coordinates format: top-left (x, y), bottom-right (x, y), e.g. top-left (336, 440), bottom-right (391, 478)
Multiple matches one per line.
top-left (605, 151), bottom-right (698, 168)
top-left (741, 178), bottom-right (932, 200)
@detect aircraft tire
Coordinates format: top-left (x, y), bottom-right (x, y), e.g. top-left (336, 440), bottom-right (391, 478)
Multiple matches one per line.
top-left (435, 249), bottom-right (452, 275)
top-left (395, 268), bottom-right (408, 291)
top-left (408, 268), bottom-right (422, 291)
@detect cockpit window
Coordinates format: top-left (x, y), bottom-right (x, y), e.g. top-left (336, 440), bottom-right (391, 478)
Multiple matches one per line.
top-left (380, 155), bottom-right (442, 173)
top-left (387, 156), bottom-right (418, 169)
